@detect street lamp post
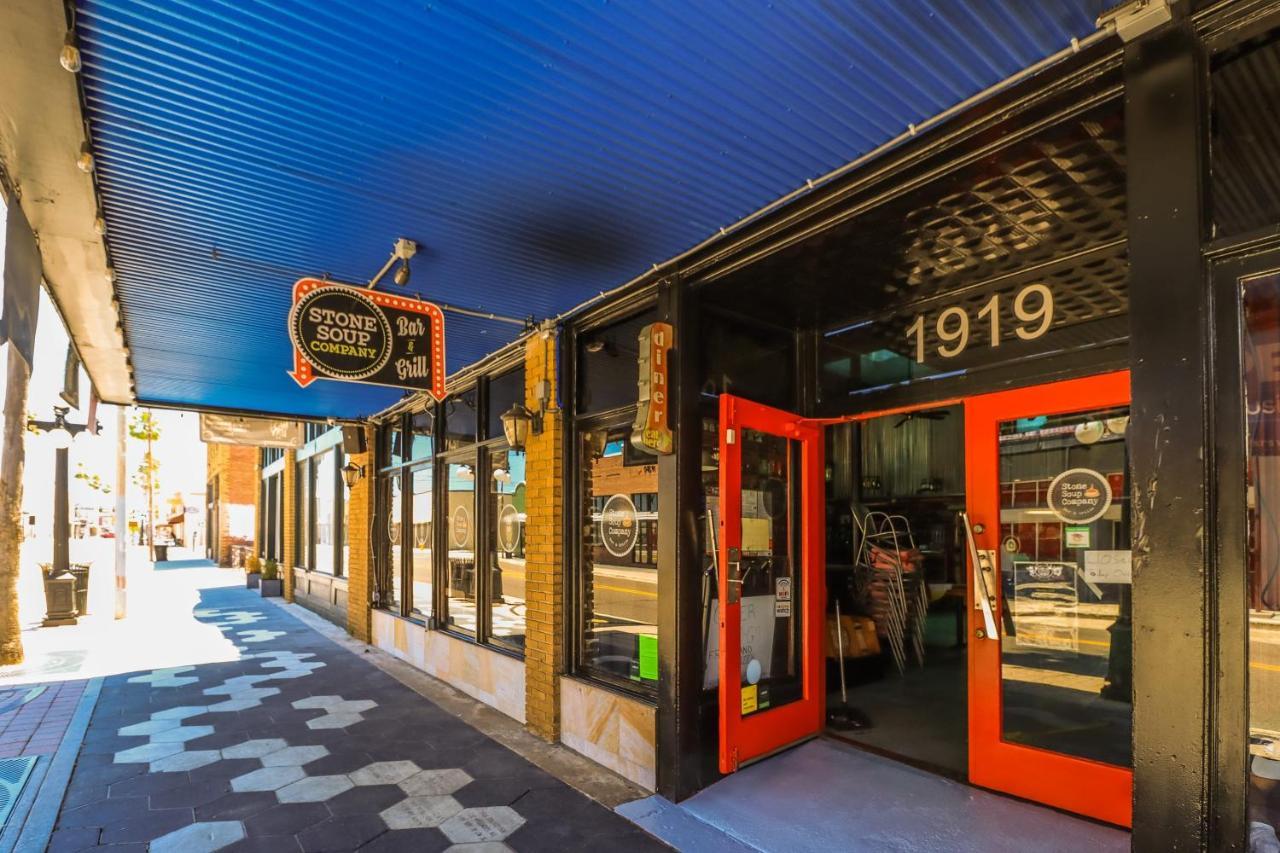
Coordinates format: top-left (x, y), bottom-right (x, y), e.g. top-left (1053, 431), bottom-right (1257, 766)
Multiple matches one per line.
top-left (29, 406), bottom-right (98, 577)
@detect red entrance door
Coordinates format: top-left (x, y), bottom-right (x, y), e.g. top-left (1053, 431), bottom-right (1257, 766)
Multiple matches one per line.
top-left (717, 394), bottom-right (824, 773)
top-left (965, 371), bottom-right (1133, 826)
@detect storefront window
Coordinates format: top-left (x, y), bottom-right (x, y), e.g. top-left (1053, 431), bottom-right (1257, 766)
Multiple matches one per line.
top-left (488, 448), bottom-right (526, 650)
top-left (387, 473), bottom-right (402, 609)
top-left (313, 450), bottom-right (337, 575)
top-left (445, 459), bottom-right (478, 635)
top-left (410, 464), bottom-right (433, 620)
top-left (487, 368), bottom-right (525, 439)
top-left (410, 410), bottom-right (434, 461)
top-left (295, 460), bottom-right (310, 568)
top-left (1243, 270), bottom-right (1280, 843)
top-left (579, 428), bottom-right (659, 690)
top-left (444, 388), bottom-right (478, 450)
top-left (578, 311), bottom-right (656, 415)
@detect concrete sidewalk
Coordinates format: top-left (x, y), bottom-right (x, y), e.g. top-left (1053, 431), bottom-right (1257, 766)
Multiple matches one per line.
top-left (47, 582), bottom-right (665, 851)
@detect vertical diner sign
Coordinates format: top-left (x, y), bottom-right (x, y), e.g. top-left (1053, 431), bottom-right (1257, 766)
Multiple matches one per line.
top-left (287, 278), bottom-right (446, 399)
top-left (632, 321), bottom-right (673, 455)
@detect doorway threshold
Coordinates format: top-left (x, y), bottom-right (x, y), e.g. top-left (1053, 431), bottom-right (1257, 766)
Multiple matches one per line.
top-left (617, 738), bottom-right (1129, 852)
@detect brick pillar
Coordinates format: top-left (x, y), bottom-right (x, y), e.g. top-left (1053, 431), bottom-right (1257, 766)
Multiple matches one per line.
top-left (281, 450), bottom-right (297, 602)
top-left (523, 329), bottom-right (564, 741)
top-left (346, 425), bottom-right (376, 642)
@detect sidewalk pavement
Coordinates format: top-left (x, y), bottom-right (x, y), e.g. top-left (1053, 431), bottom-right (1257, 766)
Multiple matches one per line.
top-left (21, 566), bottom-right (665, 852)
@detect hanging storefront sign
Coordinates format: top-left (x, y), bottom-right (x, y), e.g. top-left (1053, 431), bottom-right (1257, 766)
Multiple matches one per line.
top-left (287, 278), bottom-right (446, 398)
top-left (1046, 467), bottom-right (1113, 524)
top-left (631, 321), bottom-right (673, 455)
top-left (599, 493), bottom-right (639, 558)
top-left (199, 413), bottom-right (304, 448)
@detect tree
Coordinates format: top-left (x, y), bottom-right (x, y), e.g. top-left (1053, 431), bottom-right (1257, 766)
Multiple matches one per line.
top-left (128, 411), bottom-right (161, 559)
top-left (74, 462), bottom-right (111, 495)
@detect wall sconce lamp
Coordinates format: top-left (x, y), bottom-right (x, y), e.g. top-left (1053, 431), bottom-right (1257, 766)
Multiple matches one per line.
top-left (341, 461), bottom-right (365, 489)
top-left (500, 378), bottom-right (552, 452)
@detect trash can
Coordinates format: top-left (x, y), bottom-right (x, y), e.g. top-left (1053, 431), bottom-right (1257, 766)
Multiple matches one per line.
top-left (67, 563), bottom-right (91, 616)
top-left (154, 543), bottom-right (170, 562)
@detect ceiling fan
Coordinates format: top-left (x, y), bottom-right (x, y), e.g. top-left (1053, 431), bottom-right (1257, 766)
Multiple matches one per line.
top-left (893, 410), bottom-right (950, 429)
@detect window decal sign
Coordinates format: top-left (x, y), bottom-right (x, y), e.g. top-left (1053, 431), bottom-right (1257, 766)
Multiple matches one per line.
top-left (287, 278), bottom-right (446, 398)
top-left (1046, 467), bottom-right (1113, 524)
top-left (599, 493), bottom-right (639, 558)
top-left (631, 322), bottom-right (673, 455)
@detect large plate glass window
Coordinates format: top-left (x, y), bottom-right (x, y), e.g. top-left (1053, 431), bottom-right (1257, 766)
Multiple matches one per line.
top-left (1243, 268), bottom-right (1280, 845)
top-left (313, 449), bottom-right (337, 575)
top-left (410, 464), bottom-right (433, 621)
top-left (488, 448), bottom-right (526, 650)
top-left (579, 427), bottom-right (659, 690)
top-left (386, 472), bottom-right (402, 610)
top-left (444, 457), bottom-right (478, 635)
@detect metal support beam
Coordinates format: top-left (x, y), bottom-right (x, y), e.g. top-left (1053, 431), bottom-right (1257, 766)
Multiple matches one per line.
top-left (656, 275), bottom-right (710, 801)
top-left (1124, 14), bottom-right (1213, 851)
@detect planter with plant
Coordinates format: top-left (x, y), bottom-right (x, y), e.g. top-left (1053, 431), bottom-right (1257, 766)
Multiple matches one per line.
top-left (245, 554), bottom-right (261, 589)
top-left (259, 559), bottom-right (282, 597)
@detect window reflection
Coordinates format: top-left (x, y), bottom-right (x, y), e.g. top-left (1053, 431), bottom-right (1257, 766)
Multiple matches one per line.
top-left (581, 431), bottom-right (659, 688)
top-left (445, 460), bottom-right (478, 634)
top-left (411, 465), bottom-right (433, 620)
top-left (488, 449), bottom-right (526, 649)
top-left (1244, 271), bottom-right (1280, 846)
top-left (314, 450), bottom-right (336, 575)
top-left (997, 407), bottom-right (1132, 768)
top-left (387, 473), bottom-right (402, 608)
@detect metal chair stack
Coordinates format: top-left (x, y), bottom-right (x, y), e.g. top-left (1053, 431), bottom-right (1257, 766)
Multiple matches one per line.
top-left (855, 511), bottom-right (928, 674)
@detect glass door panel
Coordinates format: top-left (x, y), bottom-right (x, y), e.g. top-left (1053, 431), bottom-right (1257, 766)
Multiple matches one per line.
top-left (718, 395), bottom-right (823, 773)
top-left (966, 371), bottom-right (1133, 827)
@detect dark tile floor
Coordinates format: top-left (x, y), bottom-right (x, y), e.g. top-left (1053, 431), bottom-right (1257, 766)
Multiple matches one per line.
top-left (50, 585), bottom-right (666, 852)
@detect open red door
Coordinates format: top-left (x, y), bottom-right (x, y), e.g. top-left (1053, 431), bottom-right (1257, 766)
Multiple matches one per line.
top-left (964, 371), bottom-right (1133, 826)
top-left (717, 394), bottom-right (824, 773)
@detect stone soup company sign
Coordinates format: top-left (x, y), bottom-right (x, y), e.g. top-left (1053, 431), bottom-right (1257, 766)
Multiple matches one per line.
top-left (287, 278), bottom-right (446, 398)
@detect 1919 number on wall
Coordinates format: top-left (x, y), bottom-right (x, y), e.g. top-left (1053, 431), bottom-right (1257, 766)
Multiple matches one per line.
top-left (905, 283), bottom-right (1053, 363)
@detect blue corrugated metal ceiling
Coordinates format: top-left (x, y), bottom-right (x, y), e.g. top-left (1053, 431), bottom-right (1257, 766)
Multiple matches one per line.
top-left (75, 0), bottom-right (1110, 419)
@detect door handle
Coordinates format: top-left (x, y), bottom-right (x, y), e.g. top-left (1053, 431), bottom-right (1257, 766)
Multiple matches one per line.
top-left (726, 546), bottom-right (742, 605)
top-left (960, 511), bottom-right (999, 640)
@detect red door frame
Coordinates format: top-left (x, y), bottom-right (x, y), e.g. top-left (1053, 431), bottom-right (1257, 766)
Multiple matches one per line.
top-left (717, 394), bottom-right (825, 773)
top-left (964, 370), bottom-right (1133, 827)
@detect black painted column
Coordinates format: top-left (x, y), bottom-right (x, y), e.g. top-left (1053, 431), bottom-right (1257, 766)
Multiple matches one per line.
top-left (1124, 15), bottom-right (1213, 852)
top-left (53, 447), bottom-right (70, 575)
top-left (656, 275), bottom-right (708, 801)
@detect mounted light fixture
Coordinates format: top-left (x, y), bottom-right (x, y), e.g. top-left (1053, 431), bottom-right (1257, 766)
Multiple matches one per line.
top-left (368, 237), bottom-right (418, 290)
top-left (59, 30), bottom-right (82, 73)
top-left (46, 407), bottom-right (74, 450)
top-left (76, 142), bottom-right (94, 173)
top-left (500, 404), bottom-right (535, 452)
top-left (584, 428), bottom-right (609, 459)
top-left (341, 461), bottom-right (365, 489)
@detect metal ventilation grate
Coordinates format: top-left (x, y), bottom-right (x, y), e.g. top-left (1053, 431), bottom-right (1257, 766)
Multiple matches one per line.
top-left (0, 756), bottom-right (37, 826)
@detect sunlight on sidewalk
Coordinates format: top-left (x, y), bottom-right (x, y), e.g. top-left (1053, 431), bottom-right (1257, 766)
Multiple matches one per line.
top-left (0, 544), bottom-right (246, 686)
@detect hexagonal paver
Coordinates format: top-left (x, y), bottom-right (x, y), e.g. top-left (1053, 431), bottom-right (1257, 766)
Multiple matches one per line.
top-left (261, 745), bottom-right (329, 767)
top-left (151, 705), bottom-right (208, 721)
top-left (149, 820), bottom-right (245, 853)
top-left (238, 629), bottom-right (285, 643)
top-left (292, 696), bottom-right (345, 710)
top-left (128, 666), bottom-right (197, 687)
top-left (117, 718), bottom-right (180, 737)
top-left (114, 742), bottom-right (183, 764)
top-left (276, 774), bottom-right (354, 803)
top-left (440, 807), bottom-right (525, 843)
top-left (230, 765), bottom-right (306, 792)
top-left (222, 738), bottom-right (288, 759)
top-left (306, 712), bottom-right (364, 730)
top-left (150, 750), bottom-right (221, 773)
top-left (150, 724), bottom-right (215, 743)
top-left (202, 685), bottom-right (279, 701)
top-left (206, 698), bottom-right (261, 713)
top-left (445, 845), bottom-right (515, 853)
top-left (381, 795), bottom-right (463, 830)
top-left (400, 768), bottom-right (472, 797)
top-left (350, 760), bottom-right (419, 786)
top-left (330, 700), bottom-right (376, 714)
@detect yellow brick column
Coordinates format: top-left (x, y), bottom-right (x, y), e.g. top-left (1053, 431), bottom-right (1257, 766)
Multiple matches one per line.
top-left (281, 450), bottom-right (297, 602)
top-left (346, 425), bottom-right (376, 642)
top-left (523, 329), bottom-right (564, 740)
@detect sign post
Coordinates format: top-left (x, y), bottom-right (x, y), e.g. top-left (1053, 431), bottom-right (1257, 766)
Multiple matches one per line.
top-left (287, 279), bottom-right (446, 398)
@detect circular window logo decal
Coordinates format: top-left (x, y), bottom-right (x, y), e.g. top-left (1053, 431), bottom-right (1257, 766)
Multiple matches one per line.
top-left (1046, 468), bottom-right (1113, 524)
top-left (497, 503), bottom-right (522, 553)
top-left (289, 285), bottom-right (393, 380)
top-left (599, 494), bottom-right (639, 558)
top-left (450, 505), bottom-right (472, 548)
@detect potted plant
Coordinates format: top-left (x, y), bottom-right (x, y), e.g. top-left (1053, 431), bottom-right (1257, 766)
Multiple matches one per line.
top-left (245, 554), bottom-right (261, 589)
top-left (259, 559), bottom-right (283, 597)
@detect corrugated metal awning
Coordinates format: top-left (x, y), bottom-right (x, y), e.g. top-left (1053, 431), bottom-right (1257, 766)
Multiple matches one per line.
top-left (74, 0), bottom-right (1111, 418)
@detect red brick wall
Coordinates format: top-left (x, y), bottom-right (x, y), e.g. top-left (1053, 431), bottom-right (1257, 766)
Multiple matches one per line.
top-left (205, 443), bottom-right (259, 566)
